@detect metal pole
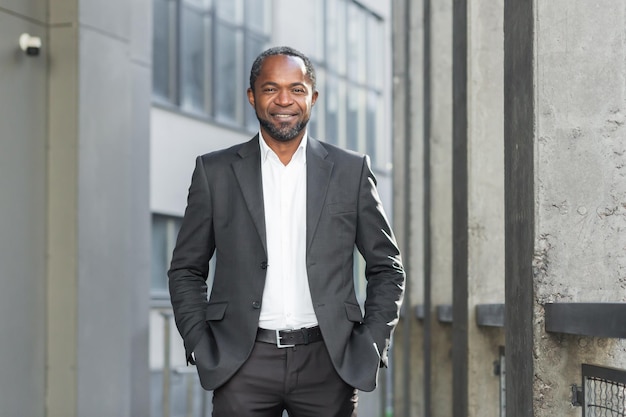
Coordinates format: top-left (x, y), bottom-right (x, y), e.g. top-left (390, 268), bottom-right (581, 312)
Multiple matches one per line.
top-left (423, 0), bottom-right (433, 415)
top-left (186, 373), bottom-right (194, 417)
top-left (201, 389), bottom-right (208, 417)
top-left (402, 0), bottom-right (413, 414)
top-left (161, 311), bottom-right (173, 417)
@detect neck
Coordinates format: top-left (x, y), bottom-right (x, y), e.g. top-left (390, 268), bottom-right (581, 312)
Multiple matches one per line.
top-left (262, 132), bottom-right (305, 165)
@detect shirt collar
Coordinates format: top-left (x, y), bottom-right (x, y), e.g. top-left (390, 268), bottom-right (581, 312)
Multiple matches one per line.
top-left (259, 131), bottom-right (308, 164)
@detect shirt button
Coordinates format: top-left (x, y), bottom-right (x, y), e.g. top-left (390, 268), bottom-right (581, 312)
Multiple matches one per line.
top-left (260, 261), bottom-right (268, 269)
top-left (252, 301), bottom-right (261, 309)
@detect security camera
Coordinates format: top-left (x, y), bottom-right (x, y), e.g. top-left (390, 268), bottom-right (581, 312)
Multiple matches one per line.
top-left (19, 33), bottom-right (42, 56)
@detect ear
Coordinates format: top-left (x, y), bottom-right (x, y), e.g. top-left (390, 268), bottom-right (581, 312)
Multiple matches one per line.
top-left (247, 88), bottom-right (255, 107)
top-left (311, 90), bottom-right (319, 106)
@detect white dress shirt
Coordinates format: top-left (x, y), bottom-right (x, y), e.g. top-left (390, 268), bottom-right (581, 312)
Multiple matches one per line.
top-left (258, 132), bottom-right (318, 330)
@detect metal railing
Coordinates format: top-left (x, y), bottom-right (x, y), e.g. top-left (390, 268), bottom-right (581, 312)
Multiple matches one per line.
top-left (159, 310), bottom-right (210, 417)
top-left (578, 364), bottom-right (626, 416)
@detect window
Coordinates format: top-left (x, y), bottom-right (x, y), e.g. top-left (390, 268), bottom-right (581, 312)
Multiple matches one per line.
top-left (152, 0), bottom-right (271, 129)
top-left (151, 214), bottom-right (182, 298)
top-left (313, 0), bottom-right (386, 168)
top-left (315, 0), bottom-right (388, 299)
top-left (151, 214), bottom-right (216, 301)
top-left (152, 0), bottom-right (177, 102)
top-left (180, 0), bottom-right (211, 114)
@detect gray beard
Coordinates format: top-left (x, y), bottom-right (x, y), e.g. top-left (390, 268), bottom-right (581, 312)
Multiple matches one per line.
top-left (257, 115), bottom-right (308, 142)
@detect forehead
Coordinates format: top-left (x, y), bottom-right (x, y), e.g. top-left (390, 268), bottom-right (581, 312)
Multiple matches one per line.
top-left (257, 54), bottom-right (311, 85)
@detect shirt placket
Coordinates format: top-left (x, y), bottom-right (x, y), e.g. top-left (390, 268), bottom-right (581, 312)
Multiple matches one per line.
top-left (281, 163), bottom-right (295, 328)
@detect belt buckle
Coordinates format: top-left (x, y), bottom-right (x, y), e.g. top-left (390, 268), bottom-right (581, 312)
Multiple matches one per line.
top-left (276, 330), bottom-right (295, 348)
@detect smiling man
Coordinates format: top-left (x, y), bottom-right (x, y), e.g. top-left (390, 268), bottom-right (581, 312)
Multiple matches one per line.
top-left (168, 46), bottom-right (405, 417)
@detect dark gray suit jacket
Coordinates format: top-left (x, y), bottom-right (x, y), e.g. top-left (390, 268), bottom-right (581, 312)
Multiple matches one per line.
top-left (168, 135), bottom-right (405, 392)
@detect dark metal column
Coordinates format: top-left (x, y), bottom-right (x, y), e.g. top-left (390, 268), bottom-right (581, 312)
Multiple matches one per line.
top-left (401, 0), bottom-right (413, 415)
top-left (422, 0), bottom-right (433, 416)
top-left (503, 0), bottom-right (535, 415)
top-left (452, 0), bottom-right (468, 416)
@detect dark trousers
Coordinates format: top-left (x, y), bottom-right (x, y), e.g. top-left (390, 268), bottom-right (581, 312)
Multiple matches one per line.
top-left (212, 340), bottom-right (358, 417)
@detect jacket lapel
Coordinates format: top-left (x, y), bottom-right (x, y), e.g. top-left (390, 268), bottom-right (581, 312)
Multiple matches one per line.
top-left (232, 136), bottom-right (267, 255)
top-left (306, 137), bottom-right (333, 252)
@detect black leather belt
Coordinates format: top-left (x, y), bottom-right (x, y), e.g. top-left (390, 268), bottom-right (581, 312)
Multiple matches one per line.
top-left (256, 326), bottom-right (323, 348)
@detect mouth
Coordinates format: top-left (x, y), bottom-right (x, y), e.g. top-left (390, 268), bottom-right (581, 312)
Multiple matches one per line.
top-left (271, 112), bottom-right (297, 120)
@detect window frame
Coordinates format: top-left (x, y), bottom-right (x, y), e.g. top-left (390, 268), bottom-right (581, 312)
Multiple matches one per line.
top-left (151, 0), bottom-right (271, 131)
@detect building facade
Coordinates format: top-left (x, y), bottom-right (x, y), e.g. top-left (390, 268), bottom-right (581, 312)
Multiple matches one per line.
top-left (391, 0), bottom-right (626, 417)
top-left (0, 0), bottom-right (152, 415)
top-left (0, 0), bottom-right (395, 416)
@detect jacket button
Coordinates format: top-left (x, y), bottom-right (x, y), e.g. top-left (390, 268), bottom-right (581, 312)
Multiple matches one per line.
top-left (252, 301), bottom-right (261, 309)
top-left (260, 261), bottom-right (268, 269)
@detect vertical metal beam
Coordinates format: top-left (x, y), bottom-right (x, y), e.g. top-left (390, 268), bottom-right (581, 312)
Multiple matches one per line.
top-left (503, 0), bottom-right (535, 415)
top-left (422, 0), bottom-right (433, 416)
top-left (161, 311), bottom-right (173, 417)
top-left (402, 0), bottom-right (413, 415)
top-left (452, 0), bottom-right (468, 416)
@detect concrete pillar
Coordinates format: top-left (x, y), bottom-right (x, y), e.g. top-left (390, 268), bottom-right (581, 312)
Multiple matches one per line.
top-left (47, 0), bottom-right (151, 415)
top-left (0, 2), bottom-right (47, 416)
top-left (467, 0), bottom-right (505, 416)
top-left (391, 0), bottom-right (425, 415)
top-left (505, 1), bottom-right (626, 416)
top-left (429, 0), bottom-right (454, 416)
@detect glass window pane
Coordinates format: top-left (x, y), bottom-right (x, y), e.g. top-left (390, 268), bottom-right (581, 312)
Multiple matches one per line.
top-left (309, 67), bottom-right (325, 139)
top-left (325, 74), bottom-right (339, 145)
top-left (215, 0), bottom-right (243, 24)
top-left (346, 85), bottom-right (360, 151)
top-left (347, 2), bottom-right (367, 83)
top-left (244, 35), bottom-right (269, 131)
top-left (326, 0), bottom-right (347, 75)
top-left (245, 0), bottom-right (269, 33)
top-left (366, 91), bottom-right (379, 162)
top-left (214, 23), bottom-right (243, 123)
top-left (367, 14), bottom-right (384, 90)
top-left (151, 215), bottom-right (183, 294)
top-left (312, 0), bottom-right (326, 61)
top-left (181, 3), bottom-right (208, 114)
top-left (151, 215), bottom-right (168, 292)
top-left (153, 0), bottom-right (174, 101)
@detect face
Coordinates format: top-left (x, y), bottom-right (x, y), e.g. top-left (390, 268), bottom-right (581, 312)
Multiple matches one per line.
top-left (247, 54), bottom-right (318, 143)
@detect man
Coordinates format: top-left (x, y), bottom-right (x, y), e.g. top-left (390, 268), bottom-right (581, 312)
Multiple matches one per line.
top-left (168, 46), bottom-right (405, 417)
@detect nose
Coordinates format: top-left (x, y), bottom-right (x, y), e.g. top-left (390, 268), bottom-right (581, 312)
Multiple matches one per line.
top-left (274, 89), bottom-right (292, 106)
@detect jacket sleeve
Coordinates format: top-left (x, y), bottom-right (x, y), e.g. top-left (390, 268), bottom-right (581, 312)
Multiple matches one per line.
top-left (168, 156), bottom-right (216, 363)
top-left (355, 156), bottom-right (406, 367)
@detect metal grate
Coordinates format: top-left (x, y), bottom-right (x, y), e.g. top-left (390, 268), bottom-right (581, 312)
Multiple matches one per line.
top-left (583, 364), bottom-right (626, 416)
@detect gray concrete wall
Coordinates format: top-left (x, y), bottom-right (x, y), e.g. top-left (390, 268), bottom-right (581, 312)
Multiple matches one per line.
top-left (0, 2), bottom-right (47, 416)
top-left (46, 0), bottom-right (152, 415)
top-left (532, 1), bottom-right (626, 415)
top-left (467, 0), bottom-right (505, 416)
top-left (505, 1), bottom-right (626, 416)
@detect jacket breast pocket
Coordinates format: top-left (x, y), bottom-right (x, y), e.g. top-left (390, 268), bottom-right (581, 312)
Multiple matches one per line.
top-left (327, 203), bottom-right (356, 216)
top-left (205, 301), bottom-right (227, 322)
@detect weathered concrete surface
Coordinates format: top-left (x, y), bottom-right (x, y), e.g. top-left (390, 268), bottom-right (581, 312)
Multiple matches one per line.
top-left (467, 0), bottom-right (506, 415)
top-left (429, 0), bottom-right (454, 416)
top-left (533, 1), bottom-right (626, 416)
